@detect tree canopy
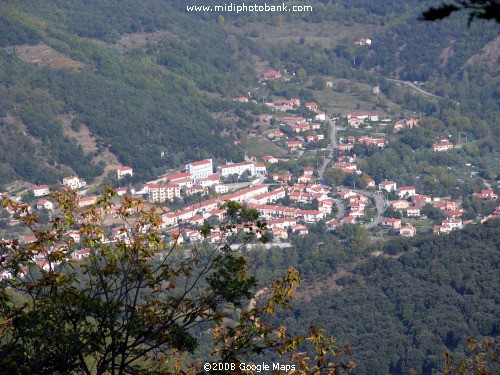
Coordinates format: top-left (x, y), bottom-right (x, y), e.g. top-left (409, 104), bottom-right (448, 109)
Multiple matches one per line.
top-left (0, 188), bottom-right (354, 374)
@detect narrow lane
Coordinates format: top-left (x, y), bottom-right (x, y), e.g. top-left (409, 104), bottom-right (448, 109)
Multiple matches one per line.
top-left (318, 116), bottom-right (338, 185)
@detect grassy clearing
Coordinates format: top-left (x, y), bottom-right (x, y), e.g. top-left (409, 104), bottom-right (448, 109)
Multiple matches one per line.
top-left (309, 78), bottom-right (402, 117)
top-left (227, 20), bottom-right (381, 48)
top-left (246, 137), bottom-right (288, 158)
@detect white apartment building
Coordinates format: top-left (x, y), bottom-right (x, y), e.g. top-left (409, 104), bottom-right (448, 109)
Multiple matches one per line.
top-left (186, 159), bottom-right (213, 179)
top-left (147, 183), bottom-right (181, 203)
top-left (216, 161), bottom-right (255, 177)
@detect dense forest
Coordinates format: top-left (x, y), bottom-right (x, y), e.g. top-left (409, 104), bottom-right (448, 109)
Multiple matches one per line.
top-left (249, 220), bottom-right (499, 374)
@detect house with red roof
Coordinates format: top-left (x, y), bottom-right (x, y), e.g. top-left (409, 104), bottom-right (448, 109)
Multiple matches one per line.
top-left (36, 199), bottom-right (53, 211)
top-left (382, 218), bottom-right (402, 229)
top-left (393, 118), bottom-right (419, 133)
top-left (400, 225), bottom-right (416, 237)
top-left (267, 130), bottom-right (285, 139)
top-left (77, 196), bottom-right (98, 208)
top-left (305, 102), bottom-right (317, 111)
top-left (405, 206), bottom-right (421, 217)
top-left (290, 123), bottom-right (310, 133)
top-left (298, 175), bottom-right (312, 183)
top-left (196, 174), bottom-right (220, 188)
top-left (262, 155), bottom-right (278, 164)
top-left (286, 141), bottom-right (303, 151)
top-left (433, 139), bottom-right (454, 152)
top-left (391, 200), bottom-right (410, 210)
top-left (31, 185), bottom-right (50, 197)
top-left (272, 173), bottom-right (292, 182)
top-left (473, 189), bottom-right (498, 200)
top-left (262, 70), bottom-right (282, 80)
top-left (275, 98), bottom-right (300, 107)
top-left (117, 166), bottom-right (133, 179)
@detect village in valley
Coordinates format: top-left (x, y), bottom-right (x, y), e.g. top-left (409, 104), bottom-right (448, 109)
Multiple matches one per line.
top-left (1, 62), bottom-right (499, 277)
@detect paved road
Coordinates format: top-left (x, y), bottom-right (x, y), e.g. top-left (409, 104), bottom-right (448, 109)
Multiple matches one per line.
top-left (318, 117), bottom-right (338, 185)
top-left (388, 79), bottom-right (442, 99)
top-left (333, 198), bottom-right (346, 220)
top-left (349, 188), bottom-right (387, 228)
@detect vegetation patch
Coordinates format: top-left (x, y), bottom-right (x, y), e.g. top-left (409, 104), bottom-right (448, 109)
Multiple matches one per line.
top-left (6, 43), bottom-right (84, 69)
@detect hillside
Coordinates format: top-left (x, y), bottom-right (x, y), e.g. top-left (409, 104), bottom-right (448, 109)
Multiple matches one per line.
top-left (268, 220), bottom-right (500, 374)
top-left (0, 0), bottom-right (257, 184)
top-left (0, 2), bottom-right (499, 373)
top-left (0, 0), bottom-right (498, 186)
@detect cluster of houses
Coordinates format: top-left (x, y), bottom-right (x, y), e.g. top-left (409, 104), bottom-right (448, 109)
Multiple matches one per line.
top-left (332, 156), bottom-right (359, 174)
top-left (271, 114), bottom-right (326, 152)
top-left (338, 135), bottom-right (386, 152)
top-left (376, 180), bottom-right (489, 236)
top-left (332, 190), bottom-right (370, 226)
top-left (393, 118), bottom-right (419, 133)
top-left (346, 112), bottom-right (379, 128)
top-left (146, 159), bottom-right (267, 203)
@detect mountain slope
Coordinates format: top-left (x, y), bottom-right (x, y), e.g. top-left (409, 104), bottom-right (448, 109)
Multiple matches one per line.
top-left (273, 220), bottom-right (500, 374)
top-left (0, 0), bottom-right (256, 184)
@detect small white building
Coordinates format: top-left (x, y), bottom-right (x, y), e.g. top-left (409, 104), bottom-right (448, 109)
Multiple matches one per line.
top-left (379, 180), bottom-right (397, 192)
top-left (36, 199), bottom-right (54, 211)
top-left (397, 186), bottom-right (416, 198)
top-left (442, 219), bottom-right (463, 230)
top-left (214, 184), bottom-right (229, 194)
top-left (117, 166), bottom-right (133, 179)
top-left (63, 176), bottom-right (81, 190)
top-left (31, 185), bottom-right (50, 197)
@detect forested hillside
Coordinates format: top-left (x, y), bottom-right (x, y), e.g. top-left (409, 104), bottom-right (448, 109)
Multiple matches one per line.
top-left (1, 0), bottom-right (498, 184)
top-left (0, 0), bottom-right (257, 184)
top-left (265, 220), bottom-right (500, 374)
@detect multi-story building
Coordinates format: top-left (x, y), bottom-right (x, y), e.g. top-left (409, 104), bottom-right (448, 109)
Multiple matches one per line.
top-left (117, 166), bottom-right (133, 179)
top-left (186, 159), bottom-right (213, 179)
top-left (146, 183), bottom-right (181, 203)
top-left (31, 185), bottom-right (50, 197)
top-left (216, 161), bottom-right (255, 177)
top-left (63, 176), bottom-right (81, 190)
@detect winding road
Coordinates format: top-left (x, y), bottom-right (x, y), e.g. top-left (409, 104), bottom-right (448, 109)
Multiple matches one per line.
top-left (350, 188), bottom-right (386, 228)
top-left (388, 79), bottom-right (442, 99)
top-left (317, 117), bottom-right (386, 226)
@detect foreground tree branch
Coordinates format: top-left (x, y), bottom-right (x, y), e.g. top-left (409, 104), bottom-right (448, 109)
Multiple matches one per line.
top-left (420, 0), bottom-right (500, 26)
